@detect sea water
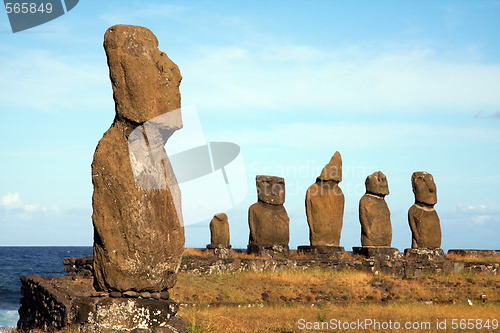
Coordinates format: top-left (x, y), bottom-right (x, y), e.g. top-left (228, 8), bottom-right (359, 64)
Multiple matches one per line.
top-left (0, 246), bottom-right (93, 329)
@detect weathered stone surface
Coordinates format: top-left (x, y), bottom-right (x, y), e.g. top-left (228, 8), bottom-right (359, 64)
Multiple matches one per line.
top-left (123, 291), bottom-right (140, 298)
top-left (318, 151), bottom-right (342, 182)
top-left (305, 152), bottom-right (344, 246)
top-left (247, 244), bottom-right (290, 257)
top-left (256, 175), bottom-right (285, 205)
top-left (448, 249), bottom-right (499, 257)
top-left (408, 171), bottom-right (441, 249)
top-left (209, 213), bottom-right (230, 246)
top-left (206, 244), bottom-right (232, 259)
top-left (297, 245), bottom-right (345, 259)
top-left (352, 247), bottom-right (399, 260)
top-left (248, 175), bottom-right (289, 246)
top-left (63, 256), bottom-right (93, 277)
top-left (17, 275), bottom-right (186, 333)
top-left (404, 248), bottom-right (445, 261)
top-left (92, 25), bottom-right (184, 292)
top-left (359, 171), bottom-right (392, 247)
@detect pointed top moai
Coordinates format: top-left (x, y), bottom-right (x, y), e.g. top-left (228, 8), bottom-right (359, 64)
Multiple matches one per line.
top-left (318, 151), bottom-right (342, 182)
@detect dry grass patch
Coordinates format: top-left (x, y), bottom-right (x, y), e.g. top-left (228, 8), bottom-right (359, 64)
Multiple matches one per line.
top-left (173, 269), bottom-right (500, 306)
top-left (182, 303), bottom-right (500, 333)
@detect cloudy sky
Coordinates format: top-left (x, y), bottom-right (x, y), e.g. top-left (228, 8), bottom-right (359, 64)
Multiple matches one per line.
top-left (1, 1), bottom-right (499, 250)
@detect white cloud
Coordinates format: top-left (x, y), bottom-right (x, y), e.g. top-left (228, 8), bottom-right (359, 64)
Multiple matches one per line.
top-left (448, 203), bottom-right (500, 226)
top-left (181, 44), bottom-right (500, 114)
top-left (0, 192), bottom-right (59, 220)
top-left (1, 192), bottom-right (22, 208)
top-left (0, 47), bottom-right (112, 112)
top-left (99, 4), bottom-right (185, 24)
top-left (208, 121), bottom-right (500, 149)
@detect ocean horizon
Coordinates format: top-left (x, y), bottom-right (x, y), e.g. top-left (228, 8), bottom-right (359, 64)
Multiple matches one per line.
top-left (0, 246), bottom-right (93, 328)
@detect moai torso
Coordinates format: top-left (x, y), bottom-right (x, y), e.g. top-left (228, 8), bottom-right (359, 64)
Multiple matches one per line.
top-left (306, 151), bottom-right (344, 246)
top-left (359, 171), bottom-right (392, 247)
top-left (408, 171), bottom-right (441, 249)
top-left (248, 175), bottom-right (289, 245)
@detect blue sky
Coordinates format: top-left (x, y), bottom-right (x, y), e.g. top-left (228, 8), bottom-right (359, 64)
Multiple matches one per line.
top-left (1, 1), bottom-right (499, 250)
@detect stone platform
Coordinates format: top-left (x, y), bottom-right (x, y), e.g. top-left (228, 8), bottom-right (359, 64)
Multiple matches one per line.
top-left (352, 247), bottom-right (400, 260)
top-left (448, 249), bottom-right (499, 257)
top-left (297, 246), bottom-right (345, 259)
top-left (206, 244), bottom-right (232, 259)
top-left (247, 244), bottom-right (289, 257)
top-left (17, 275), bottom-right (186, 332)
top-left (404, 248), bottom-right (445, 261)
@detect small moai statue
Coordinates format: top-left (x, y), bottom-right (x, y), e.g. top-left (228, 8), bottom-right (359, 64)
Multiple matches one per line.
top-left (298, 152), bottom-right (345, 258)
top-left (247, 175), bottom-right (290, 256)
top-left (206, 213), bottom-right (231, 258)
top-left (359, 171), bottom-right (391, 246)
top-left (405, 171), bottom-right (444, 260)
top-left (353, 171), bottom-right (399, 260)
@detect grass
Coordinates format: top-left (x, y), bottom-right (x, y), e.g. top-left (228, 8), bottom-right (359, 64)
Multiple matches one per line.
top-left (182, 303), bottom-right (500, 333)
top-left (173, 268), bottom-right (500, 332)
top-left (172, 268), bottom-right (499, 305)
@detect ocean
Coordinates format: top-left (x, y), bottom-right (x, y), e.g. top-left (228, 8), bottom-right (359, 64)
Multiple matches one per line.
top-left (0, 246), bottom-right (93, 329)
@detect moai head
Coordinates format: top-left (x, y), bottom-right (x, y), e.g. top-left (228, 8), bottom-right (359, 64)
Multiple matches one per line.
top-left (104, 24), bottom-right (182, 125)
top-left (365, 171), bottom-right (389, 197)
top-left (318, 151), bottom-right (342, 182)
top-left (412, 171), bottom-right (437, 205)
top-left (256, 175), bottom-right (285, 205)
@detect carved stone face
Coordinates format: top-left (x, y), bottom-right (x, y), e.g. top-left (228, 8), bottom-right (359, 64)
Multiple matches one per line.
top-left (104, 24), bottom-right (182, 124)
top-left (412, 171), bottom-right (437, 205)
top-left (256, 175), bottom-right (285, 205)
top-left (365, 171), bottom-right (389, 196)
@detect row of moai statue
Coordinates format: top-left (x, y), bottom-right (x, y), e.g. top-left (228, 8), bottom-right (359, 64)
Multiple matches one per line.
top-left (207, 151), bottom-right (443, 259)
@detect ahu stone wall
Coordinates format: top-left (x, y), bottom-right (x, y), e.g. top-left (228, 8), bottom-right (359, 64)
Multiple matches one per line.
top-left (63, 253), bottom-right (499, 278)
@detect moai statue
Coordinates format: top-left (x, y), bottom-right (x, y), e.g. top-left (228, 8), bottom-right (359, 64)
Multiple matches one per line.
top-left (408, 171), bottom-right (441, 248)
top-left (353, 171), bottom-right (399, 260)
top-left (207, 213), bottom-right (231, 258)
top-left (247, 175), bottom-right (290, 256)
top-left (359, 171), bottom-right (391, 246)
top-left (298, 152), bottom-right (345, 258)
top-left (209, 213), bottom-right (230, 246)
top-left (88, 24), bottom-right (187, 333)
top-left (92, 25), bottom-right (184, 293)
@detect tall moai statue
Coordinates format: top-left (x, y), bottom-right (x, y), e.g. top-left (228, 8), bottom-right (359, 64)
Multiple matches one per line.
top-left (353, 171), bottom-right (399, 260)
top-left (206, 213), bottom-right (231, 258)
top-left (92, 25), bottom-right (185, 293)
top-left (247, 175), bottom-right (290, 256)
top-left (298, 152), bottom-right (345, 258)
top-left (405, 171), bottom-right (444, 260)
